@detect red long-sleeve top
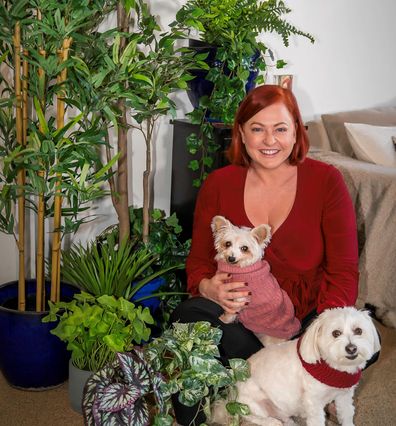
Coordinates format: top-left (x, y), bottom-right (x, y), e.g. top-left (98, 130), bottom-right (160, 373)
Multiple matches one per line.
top-left (186, 158), bottom-right (359, 321)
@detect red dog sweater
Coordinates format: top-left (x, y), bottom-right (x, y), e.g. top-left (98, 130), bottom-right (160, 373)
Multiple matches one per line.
top-left (217, 259), bottom-right (301, 339)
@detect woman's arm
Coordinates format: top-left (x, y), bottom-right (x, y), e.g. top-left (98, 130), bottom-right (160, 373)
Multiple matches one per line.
top-left (186, 173), bottom-right (219, 295)
top-left (317, 167), bottom-right (359, 312)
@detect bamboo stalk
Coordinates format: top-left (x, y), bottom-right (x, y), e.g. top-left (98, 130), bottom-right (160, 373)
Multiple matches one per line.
top-left (14, 21), bottom-right (26, 311)
top-left (36, 9), bottom-right (46, 311)
top-left (50, 37), bottom-right (72, 303)
top-left (36, 50), bottom-right (46, 310)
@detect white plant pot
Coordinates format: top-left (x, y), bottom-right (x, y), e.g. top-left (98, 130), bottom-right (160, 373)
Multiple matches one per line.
top-left (68, 359), bottom-right (93, 414)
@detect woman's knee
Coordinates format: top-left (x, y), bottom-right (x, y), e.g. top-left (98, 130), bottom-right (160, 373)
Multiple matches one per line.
top-left (170, 297), bottom-right (223, 323)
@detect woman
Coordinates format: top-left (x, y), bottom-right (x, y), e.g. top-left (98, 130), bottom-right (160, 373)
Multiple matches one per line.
top-left (171, 85), bottom-right (359, 424)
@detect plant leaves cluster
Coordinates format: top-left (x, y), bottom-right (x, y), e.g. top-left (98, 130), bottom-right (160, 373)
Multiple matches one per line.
top-left (0, 0), bottom-right (119, 243)
top-left (97, 207), bottom-right (191, 328)
top-left (82, 321), bottom-right (251, 425)
top-left (42, 290), bottom-right (154, 372)
top-left (172, 0), bottom-right (315, 186)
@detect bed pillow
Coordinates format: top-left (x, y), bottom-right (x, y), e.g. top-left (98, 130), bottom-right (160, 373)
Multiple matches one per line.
top-left (321, 106), bottom-right (396, 156)
top-left (344, 123), bottom-right (396, 167)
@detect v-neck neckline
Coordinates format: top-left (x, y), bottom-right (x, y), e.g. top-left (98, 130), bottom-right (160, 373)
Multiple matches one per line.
top-left (241, 163), bottom-right (300, 238)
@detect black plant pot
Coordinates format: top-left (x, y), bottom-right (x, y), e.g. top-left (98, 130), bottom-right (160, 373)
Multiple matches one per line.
top-left (186, 39), bottom-right (260, 119)
top-left (0, 280), bottom-right (78, 390)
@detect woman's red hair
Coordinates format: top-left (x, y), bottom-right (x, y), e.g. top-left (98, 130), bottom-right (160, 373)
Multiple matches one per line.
top-left (226, 85), bottom-right (309, 166)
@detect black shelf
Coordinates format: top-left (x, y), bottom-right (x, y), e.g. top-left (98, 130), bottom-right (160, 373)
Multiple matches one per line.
top-left (170, 119), bottom-right (232, 239)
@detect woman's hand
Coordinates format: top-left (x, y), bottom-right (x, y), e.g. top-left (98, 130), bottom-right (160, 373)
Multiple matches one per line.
top-left (198, 272), bottom-right (250, 314)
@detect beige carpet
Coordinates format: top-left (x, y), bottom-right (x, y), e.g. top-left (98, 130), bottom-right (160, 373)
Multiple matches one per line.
top-left (0, 320), bottom-right (395, 426)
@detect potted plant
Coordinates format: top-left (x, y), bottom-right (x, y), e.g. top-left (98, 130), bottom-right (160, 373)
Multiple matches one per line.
top-left (82, 321), bottom-right (251, 425)
top-left (97, 207), bottom-right (191, 326)
top-left (0, 0), bottom-right (116, 389)
top-left (60, 234), bottom-right (186, 320)
top-left (72, 0), bottom-right (205, 244)
top-left (172, 0), bottom-right (315, 186)
top-left (43, 291), bottom-right (155, 413)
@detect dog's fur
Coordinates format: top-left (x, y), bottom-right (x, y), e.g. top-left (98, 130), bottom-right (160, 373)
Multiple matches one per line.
top-left (212, 215), bottom-right (271, 269)
top-left (211, 307), bottom-right (380, 426)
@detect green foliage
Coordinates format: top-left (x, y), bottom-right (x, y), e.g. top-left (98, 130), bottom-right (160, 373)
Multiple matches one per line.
top-left (42, 291), bottom-right (154, 372)
top-left (0, 0), bottom-right (118, 241)
top-left (97, 207), bottom-right (191, 327)
top-left (60, 236), bottom-right (184, 300)
top-left (82, 321), bottom-right (251, 425)
top-left (173, 0), bottom-right (315, 186)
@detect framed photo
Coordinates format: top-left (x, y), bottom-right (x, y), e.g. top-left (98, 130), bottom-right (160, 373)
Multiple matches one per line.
top-left (275, 74), bottom-right (293, 90)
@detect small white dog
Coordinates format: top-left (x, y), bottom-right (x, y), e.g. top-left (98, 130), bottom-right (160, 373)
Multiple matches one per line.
top-left (211, 214), bottom-right (271, 327)
top-left (211, 215), bottom-right (300, 345)
top-left (211, 307), bottom-right (380, 426)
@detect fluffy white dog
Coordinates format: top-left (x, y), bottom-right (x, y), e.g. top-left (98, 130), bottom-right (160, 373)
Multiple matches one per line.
top-left (211, 307), bottom-right (380, 426)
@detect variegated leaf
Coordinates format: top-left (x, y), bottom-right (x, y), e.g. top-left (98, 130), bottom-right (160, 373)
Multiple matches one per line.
top-left (98, 383), bottom-right (140, 412)
top-left (117, 352), bottom-right (150, 393)
top-left (119, 397), bottom-right (149, 426)
top-left (83, 364), bottom-right (118, 425)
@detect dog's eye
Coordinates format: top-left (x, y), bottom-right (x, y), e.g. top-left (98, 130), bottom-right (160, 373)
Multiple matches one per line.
top-left (332, 330), bottom-right (342, 338)
top-left (225, 241), bottom-right (232, 248)
top-left (241, 246), bottom-right (249, 252)
top-left (354, 328), bottom-right (362, 335)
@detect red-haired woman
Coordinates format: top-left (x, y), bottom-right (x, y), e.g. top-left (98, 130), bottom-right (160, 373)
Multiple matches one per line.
top-left (171, 85), bottom-right (360, 424)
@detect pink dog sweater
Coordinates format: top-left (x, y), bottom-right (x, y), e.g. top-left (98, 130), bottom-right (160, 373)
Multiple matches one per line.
top-left (217, 259), bottom-right (301, 339)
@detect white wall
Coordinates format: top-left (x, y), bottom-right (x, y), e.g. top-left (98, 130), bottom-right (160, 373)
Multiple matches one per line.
top-left (1, 0), bottom-right (395, 282)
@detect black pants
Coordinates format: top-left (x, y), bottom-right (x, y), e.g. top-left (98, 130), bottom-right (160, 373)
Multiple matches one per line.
top-left (170, 297), bottom-right (380, 425)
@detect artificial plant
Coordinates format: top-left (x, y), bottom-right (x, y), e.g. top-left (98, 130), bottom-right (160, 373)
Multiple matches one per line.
top-left (82, 321), bottom-right (251, 425)
top-left (43, 291), bottom-right (155, 371)
top-left (173, 0), bottom-right (315, 186)
top-left (72, 0), bottom-right (205, 244)
top-left (0, 0), bottom-right (116, 311)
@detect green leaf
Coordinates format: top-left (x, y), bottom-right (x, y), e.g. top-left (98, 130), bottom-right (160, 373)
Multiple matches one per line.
top-left (131, 73), bottom-right (153, 86)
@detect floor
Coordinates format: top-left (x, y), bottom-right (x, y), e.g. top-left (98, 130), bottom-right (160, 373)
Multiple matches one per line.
top-left (0, 320), bottom-right (395, 425)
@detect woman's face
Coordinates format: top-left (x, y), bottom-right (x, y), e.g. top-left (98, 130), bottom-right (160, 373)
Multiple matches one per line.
top-left (239, 102), bottom-right (297, 171)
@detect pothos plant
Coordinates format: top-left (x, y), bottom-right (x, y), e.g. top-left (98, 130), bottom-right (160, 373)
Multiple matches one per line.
top-left (173, 0), bottom-right (315, 186)
top-left (82, 321), bottom-right (251, 425)
top-left (43, 291), bottom-right (155, 372)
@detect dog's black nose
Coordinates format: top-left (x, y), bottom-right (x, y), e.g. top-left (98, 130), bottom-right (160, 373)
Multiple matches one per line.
top-left (228, 256), bottom-right (236, 263)
top-left (345, 343), bottom-right (357, 355)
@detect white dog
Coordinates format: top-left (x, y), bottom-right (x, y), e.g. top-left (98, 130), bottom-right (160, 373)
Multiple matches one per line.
top-left (211, 307), bottom-right (380, 426)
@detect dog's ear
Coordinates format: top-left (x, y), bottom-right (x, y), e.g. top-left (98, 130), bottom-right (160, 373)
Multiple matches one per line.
top-left (299, 314), bottom-right (325, 363)
top-left (361, 310), bottom-right (381, 354)
top-left (211, 215), bottom-right (231, 234)
top-left (251, 224), bottom-right (271, 248)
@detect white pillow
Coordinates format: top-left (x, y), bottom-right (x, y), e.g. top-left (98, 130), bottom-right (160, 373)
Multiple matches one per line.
top-left (344, 123), bottom-right (396, 167)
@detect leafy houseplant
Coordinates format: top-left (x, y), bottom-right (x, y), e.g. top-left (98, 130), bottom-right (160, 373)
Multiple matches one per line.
top-left (82, 321), bottom-right (251, 425)
top-left (173, 0), bottom-right (315, 186)
top-left (73, 0), bottom-right (205, 244)
top-left (43, 291), bottom-right (154, 372)
top-left (0, 0), bottom-right (116, 389)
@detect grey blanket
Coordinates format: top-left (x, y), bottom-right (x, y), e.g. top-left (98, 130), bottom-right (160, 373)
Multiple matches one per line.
top-left (308, 149), bottom-right (396, 327)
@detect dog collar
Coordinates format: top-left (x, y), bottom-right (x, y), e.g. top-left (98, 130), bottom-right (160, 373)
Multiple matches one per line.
top-left (297, 337), bottom-right (362, 388)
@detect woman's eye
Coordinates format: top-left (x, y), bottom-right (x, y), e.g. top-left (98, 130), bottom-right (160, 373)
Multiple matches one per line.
top-left (276, 127), bottom-right (288, 133)
top-left (225, 241), bottom-right (232, 248)
top-left (241, 246), bottom-right (249, 252)
top-left (251, 127), bottom-right (262, 132)
top-left (332, 330), bottom-right (342, 338)
top-left (354, 328), bottom-right (362, 335)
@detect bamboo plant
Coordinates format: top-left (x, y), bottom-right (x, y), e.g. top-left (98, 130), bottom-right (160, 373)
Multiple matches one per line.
top-left (0, 0), bottom-right (117, 311)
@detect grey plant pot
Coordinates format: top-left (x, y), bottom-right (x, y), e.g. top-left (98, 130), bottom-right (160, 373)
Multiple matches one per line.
top-left (68, 359), bottom-right (93, 414)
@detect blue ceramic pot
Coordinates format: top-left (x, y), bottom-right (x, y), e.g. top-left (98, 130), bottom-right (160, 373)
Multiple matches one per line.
top-left (186, 39), bottom-right (260, 120)
top-left (130, 276), bottom-right (165, 313)
top-left (0, 280), bottom-right (78, 389)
